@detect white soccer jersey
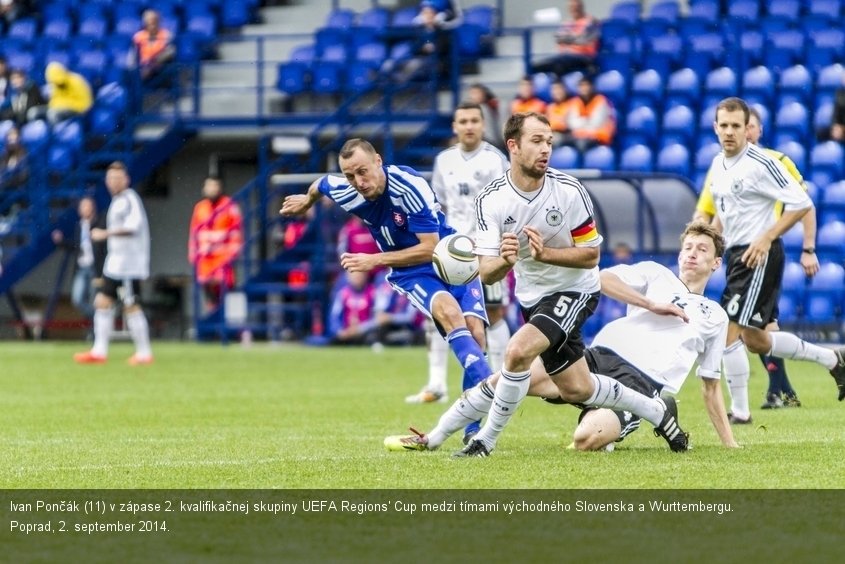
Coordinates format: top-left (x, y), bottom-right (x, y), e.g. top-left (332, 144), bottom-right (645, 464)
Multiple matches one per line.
top-left (708, 143), bottom-right (812, 248)
top-left (431, 142), bottom-right (508, 236)
top-left (592, 262), bottom-right (729, 394)
top-left (475, 168), bottom-right (602, 307)
top-left (104, 188), bottom-right (150, 280)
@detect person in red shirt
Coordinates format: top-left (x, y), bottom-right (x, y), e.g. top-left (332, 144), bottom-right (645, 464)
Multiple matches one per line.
top-left (188, 176), bottom-right (243, 311)
top-left (531, 0), bottom-right (600, 78)
top-left (133, 9), bottom-right (175, 79)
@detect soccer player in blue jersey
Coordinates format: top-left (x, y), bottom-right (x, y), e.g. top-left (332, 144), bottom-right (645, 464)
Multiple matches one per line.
top-left (281, 139), bottom-right (493, 432)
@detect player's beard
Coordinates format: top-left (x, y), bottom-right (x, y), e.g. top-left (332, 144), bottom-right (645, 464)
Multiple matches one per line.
top-left (520, 162), bottom-right (545, 180)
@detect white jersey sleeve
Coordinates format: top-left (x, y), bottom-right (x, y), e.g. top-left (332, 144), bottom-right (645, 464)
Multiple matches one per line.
top-left (695, 307), bottom-right (729, 380)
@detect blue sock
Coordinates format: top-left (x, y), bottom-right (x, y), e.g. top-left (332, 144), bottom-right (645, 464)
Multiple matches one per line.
top-left (769, 355), bottom-right (795, 395)
top-left (446, 328), bottom-right (493, 391)
top-left (463, 419), bottom-right (481, 439)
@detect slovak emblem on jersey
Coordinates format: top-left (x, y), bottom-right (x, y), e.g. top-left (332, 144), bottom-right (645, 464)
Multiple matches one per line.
top-left (393, 211), bottom-right (406, 226)
top-left (731, 178), bottom-right (743, 194)
top-left (545, 206), bottom-right (562, 226)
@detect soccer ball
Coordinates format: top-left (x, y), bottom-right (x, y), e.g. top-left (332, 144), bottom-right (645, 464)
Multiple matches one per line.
top-left (432, 234), bottom-right (479, 285)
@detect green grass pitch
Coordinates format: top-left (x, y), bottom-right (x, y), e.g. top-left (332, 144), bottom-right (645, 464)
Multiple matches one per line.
top-left (2, 341), bottom-right (845, 489)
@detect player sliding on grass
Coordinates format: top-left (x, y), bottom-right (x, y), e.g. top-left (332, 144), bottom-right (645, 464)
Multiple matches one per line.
top-left (386, 222), bottom-right (740, 452)
top-left (281, 138), bottom-right (492, 442)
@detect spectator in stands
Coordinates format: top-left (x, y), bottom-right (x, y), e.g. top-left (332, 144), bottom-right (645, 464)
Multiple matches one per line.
top-left (386, 1), bottom-right (456, 83)
top-left (188, 176), bottom-right (244, 312)
top-left (559, 76), bottom-right (615, 152)
top-left (0, 57), bottom-right (9, 108)
top-left (133, 9), bottom-right (175, 80)
top-left (830, 79), bottom-right (845, 143)
top-left (370, 272), bottom-right (425, 349)
top-left (510, 76), bottom-right (547, 116)
top-left (51, 197), bottom-right (107, 324)
top-left (467, 82), bottom-right (503, 148)
top-left (0, 126), bottom-right (28, 192)
top-left (327, 270), bottom-right (377, 345)
top-left (44, 62), bottom-right (92, 124)
top-left (0, 0), bottom-right (27, 29)
top-left (611, 242), bottom-right (633, 265)
top-left (531, 0), bottom-right (599, 78)
top-left (1, 69), bottom-right (46, 126)
top-left (545, 80), bottom-right (571, 146)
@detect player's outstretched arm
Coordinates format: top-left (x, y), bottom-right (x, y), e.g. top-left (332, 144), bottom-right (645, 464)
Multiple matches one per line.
top-left (280, 178), bottom-right (323, 217)
top-left (340, 232), bottom-right (439, 272)
top-left (599, 271), bottom-right (689, 322)
top-left (700, 378), bottom-right (740, 448)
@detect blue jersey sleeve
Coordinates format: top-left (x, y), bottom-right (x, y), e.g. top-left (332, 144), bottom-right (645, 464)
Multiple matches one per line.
top-left (386, 165), bottom-right (441, 234)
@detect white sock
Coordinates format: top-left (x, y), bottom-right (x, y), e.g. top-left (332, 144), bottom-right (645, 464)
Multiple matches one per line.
top-left (91, 308), bottom-right (114, 357)
top-left (427, 330), bottom-right (449, 393)
top-left (473, 369), bottom-right (530, 451)
top-left (486, 319), bottom-right (510, 372)
top-left (769, 332), bottom-right (837, 369)
top-left (723, 341), bottom-right (751, 419)
top-left (427, 380), bottom-right (495, 449)
top-left (126, 310), bottom-right (152, 358)
top-left (585, 372), bottom-right (664, 426)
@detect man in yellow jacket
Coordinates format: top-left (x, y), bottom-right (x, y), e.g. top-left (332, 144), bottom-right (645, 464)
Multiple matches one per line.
top-left (45, 62), bottom-right (93, 124)
top-left (694, 105), bottom-right (819, 414)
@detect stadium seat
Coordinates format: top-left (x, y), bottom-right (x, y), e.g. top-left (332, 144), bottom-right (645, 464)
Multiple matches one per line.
top-left (649, 1), bottom-right (680, 23)
top-left (594, 70), bottom-right (626, 110)
top-left (805, 294), bottom-right (839, 324)
top-left (311, 62), bottom-right (344, 94)
top-left (277, 62), bottom-right (309, 94)
top-left (817, 220), bottom-right (845, 262)
top-left (808, 29), bottom-right (845, 73)
top-left (289, 44), bottom-right (316, 66)
top-left (688, 1), bottom-right (719, 23)
top-left (583, 146), bottom-right (615, 171)
top-left (727, 0), bottom-right (760, 24)
top-left (807, 262), bottom-right (845, 315)
top-left (75, 49), bottom-right (109, 88)
top-left (665, 68), bottom-right (700, 107)
top-left (43, 19), bottom-right (72, 43)
top-left (464, 5), bottom-right (496, 33)
top-left (765, 30), bottom-right (805, 72)
top-left (47, 144), bottom-right (77, 173)
top-left (821, 181), bottom-right (845, 224)
top-left (624, 106), bottom-right (659, 146)
top-left (775, 141), bottom-right (807, 173)
top-left (456, 23), bottom-right (490, 58)
top-left (808, 0), bottom-right (842, 19)
top-left (631, 69), bottom-right (664, 106)
top-left (20, 120), bottom-right (50, 153)
top-left (781, 225), bottom-right (805, 254)
top-left (609, 1), bottom-right (641, 23)
top-left (662, 105), bottom-right (696, 145)
top-left (737, 29), bottom-right (764, 71)
top-left (768, 0), bottom-right (802, 20)
top-left (187, 13), bottom-right (218, 43)
top-left (777, 293), bottom-right (800, 324)
top-left (549, 146), bottom-right (580, 169)
top-left (647, 34), bottom-right (684, 69)
top-left (89, 106), bottom-right (120, 135)
top-left (53, 119), bottom-right (84, 153)
top-left (221, 2), bottom-right (252, 27)
top-left (391, 7), bottom-right (418, 27)
top-left (96, 82), bottom-right (128, 114)
top-left (355, 43), bottom-right (387, 65)
top-left (812, 141), bottom-right (845, 177)
top-left (778, 65), bottom-right (812, 106)
top-left (358, 7), bottom-right (390, 30)
top-left (619, 144), bottom-right (653, 172)
top-left (656, 143), bottom-right (690, 177)
top-left (705, 67), bottom-right (737, 99)
top-left (345, 62), bottom-right (377, 93)
top-left (816, 64), bottom-right (845, 103)
top-left (814, 102), bottom-right (835, 139)
top-left (531, 73), bottom-right (554, 103)
top-left (687, 32), bottom-right (725, 70)
top-left (699, 103), bottom-right (718, 130)
top-left (4, 50), bottom-right (35, 76)
top-left (775, 102), bottom-right (810, 144)
top-left (742, 66), bottom-right (775, 105)
top-left (78, 15), bottom-right (109, 42)
top-left (8, 18), bottom-right (38, 44)
top-left (695, 142), bottom-right (721, 172)
top-left (325, 8), bottom-right (356, 30)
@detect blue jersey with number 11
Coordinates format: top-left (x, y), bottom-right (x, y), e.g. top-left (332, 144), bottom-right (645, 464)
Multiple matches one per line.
top-left (318, 165), bottom-right (455, 275)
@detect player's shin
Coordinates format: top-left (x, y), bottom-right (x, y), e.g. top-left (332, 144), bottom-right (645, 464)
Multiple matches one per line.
top-left (768, 332), bottom-right (838, 369)
top-left (724, 340), bottom-right (751, 420)
top-left (585, 372), bottom-right (664, 427)
top-left (427, 380), bottom-right (495, 448)
top-left (472, 369), bottom-right (530, 451)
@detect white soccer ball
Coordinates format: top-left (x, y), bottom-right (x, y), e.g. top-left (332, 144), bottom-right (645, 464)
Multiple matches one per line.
top-left (432, 234), bottom-right (479, 285)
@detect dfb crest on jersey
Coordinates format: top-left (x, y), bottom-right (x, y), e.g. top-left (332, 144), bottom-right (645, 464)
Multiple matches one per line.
top-left (730, 178), bottom-right (743, 195)
top-left (545, 206), bottom-right (562, 226)
top-left (392, 211), bottom-right (406, 226)
top-left (698, 301), bottom-right (712, 319)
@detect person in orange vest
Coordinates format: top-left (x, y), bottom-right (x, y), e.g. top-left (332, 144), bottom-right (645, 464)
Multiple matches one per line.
top-left (545, 80), bottom-right (571, 146)
top-left (133, 9), bottom-right (175, 80)
top-left (188, 176), bottom-right (243, 311)
top-left (560, 76), bottom-right (615, 152)
top-left (510, 77), bottom-right (547, 116)
top-left (532, 0), bottom-right (600, 78)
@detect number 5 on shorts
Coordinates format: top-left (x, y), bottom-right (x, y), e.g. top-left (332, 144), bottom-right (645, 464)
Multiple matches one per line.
top-left (553, 295), bottom-right (572, 317)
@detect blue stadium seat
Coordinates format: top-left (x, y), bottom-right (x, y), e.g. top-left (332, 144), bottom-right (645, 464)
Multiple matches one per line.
top-left (96, 82), bottom-right (128, 114)
top-left (76, 49), bottom-right (109, 88)
top-left (656, 143), bottom-right (691, 177)
top-left (88, 107), bottom-right (118, 135)
top-left (808, 29), bottom-right (845, 73)
top-left (8, 18), bottom-right (38, 44)
top-left (775, 140), bottom-right (807, 173)
top-left (43, 19), bottom-right (72, 43)
top-left (187, 13), bottom-right (218, 43)
top-left (631, 69), bottom-right (664, 106)
top-left (311, 62), bottom-right (344, 94)
top-left (666, 68), bottom-right (700, 107)
top-left (647, 34), bottom-right (684, 70)
top-left (355, 43), bottom-right (387, 65)
top-left (662, 105), bottom-right (696, 145)
top-left (821, 181), bottom-right (845, 224)
top-left (41, 48), bottom-right (73, 70)
top-left (688, 1), bottom-right (719, 23)
top-left (531, 73), bottom-right (554, 103)
top-left (649, 1), bottom-right (680, 23)
top-left (778, 65), bottom-right (812, 107)
top-left (638, 19), bottom-right (671, 43)
top-left (583, 146), bottom-right (615, 171)
top-left (456, 23), bottom-right (489, 58)
top-left (749, 103), bottom-right (772, 134)
top-left (289, 44), bottom-right (316, 66)
top-left (619, 144), bottom-right (653, 172)
top-left (687, 32), bottom-right (725, 72)
top-left (705, 67), bottom-right (737, 99)
top-left (698, 102), bottom-right (718, 130)
top-left (805, 294), bottom-right (839, 324)
top-left (277, 62), bottom-right (309, 94)
top-left (20, 120), bottom-right (49, 153)
top-left (550, 146), bottom-right (580, 169)
top-left (811, 141), bottom-right (845, 187)
top-left (594, 70), bottom-right (626, 110)
top-left (807, 262), bottom-right (845, 306)
top-left (727, 0), bottom-right (760, 24)
top-left (345, 62), bottom-right (377, 93)
top-left (775, 102), bottom-right (810, 144)
top-left (777, 293), bottom-right (800, 324)
top-left (464, 5), bottom-right (496, 32)
top-left (114, 13), bottom-right (142, 38)
top-left (221, 2), bottom-right (252, 27)
top-left (816, 64), bottom-right (845, 100)
top-left (768, 0), bottom-right (802, 20)
top-left (358, 7), bottom-right (390, 30)
top-left (319, 44), bottom-right (349, 64)
top-left (78, 15), bottom-right (109, 42)
top-left (325, 8), bottom-right (356, 30)
top-left (624, 106), bottom-right (659, 147)
top-left (781, 226), bottom-right (805, 254)
top-left (737, 29), bottom-right (764, 71)
top-left (695, 142), bottom-right (721, 172)
top-left (704, 265), bottom-right (726, 301)
top-left (53, 119), bottom-right (83, 153)
top-left (742, 66), bottom-right (775, 105)
top-left (391, 7), bottom-right (418, 27)
top-left (4, 50), bottom-right (35, 75)
top-left (808, 0), bottom-right (842, 19)
top-left (818, 220), bottom-right (845, 262)
top-left (609, 1), bottom-right (641, 23)
top-left (48, 144), bottom-right (77, 173)
top-left (765, 29), bottom-right (806, 73)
